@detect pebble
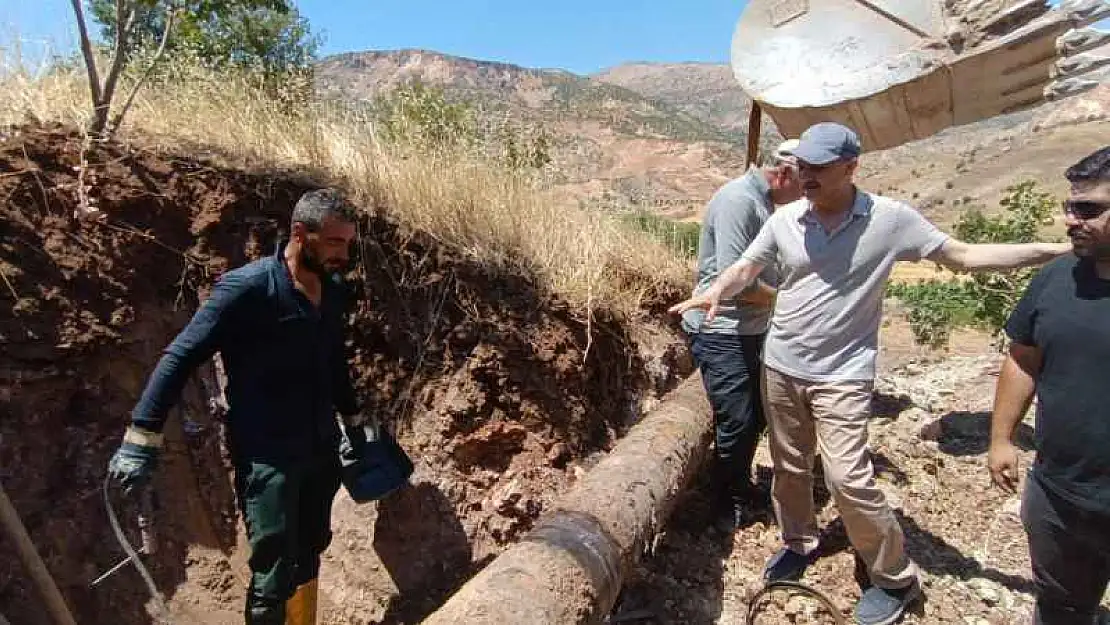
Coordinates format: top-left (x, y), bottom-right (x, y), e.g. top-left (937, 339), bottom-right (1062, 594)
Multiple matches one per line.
top-left (968, 578), bottom-right (1001, 606)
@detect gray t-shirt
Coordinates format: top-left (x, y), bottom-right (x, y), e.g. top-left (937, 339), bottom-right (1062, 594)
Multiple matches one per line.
top-left (741, 190), bottom-right (950, 382)
top-left (682, 167), bottom-right (780, 336)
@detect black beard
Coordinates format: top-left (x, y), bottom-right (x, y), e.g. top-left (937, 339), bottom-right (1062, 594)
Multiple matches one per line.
top-left (300, 246), bottom-right (330, 277)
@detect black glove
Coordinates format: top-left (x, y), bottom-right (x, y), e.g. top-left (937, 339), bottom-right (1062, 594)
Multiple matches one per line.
top-left (107, 427), bottom-right (163, 496)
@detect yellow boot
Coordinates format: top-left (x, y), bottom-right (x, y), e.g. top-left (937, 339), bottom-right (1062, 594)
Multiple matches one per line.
top-left (285, 579), bottom-right (318, 625)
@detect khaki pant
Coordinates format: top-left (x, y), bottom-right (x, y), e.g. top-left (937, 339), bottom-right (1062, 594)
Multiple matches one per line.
top-left (763, 365), bottom-right (918, 589)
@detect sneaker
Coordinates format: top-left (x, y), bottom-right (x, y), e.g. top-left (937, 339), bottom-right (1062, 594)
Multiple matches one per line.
top-left (763, 547), bottom-right (811, 582)
top-left (854, 581), bottom-right (922, 625)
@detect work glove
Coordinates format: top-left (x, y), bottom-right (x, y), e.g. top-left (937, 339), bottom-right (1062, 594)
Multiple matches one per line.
top-left (107, 426), bottom-right (164, 496)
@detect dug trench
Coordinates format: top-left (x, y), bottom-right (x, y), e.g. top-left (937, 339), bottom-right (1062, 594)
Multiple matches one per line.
top-left (0, 124), bottom-right (694, 625)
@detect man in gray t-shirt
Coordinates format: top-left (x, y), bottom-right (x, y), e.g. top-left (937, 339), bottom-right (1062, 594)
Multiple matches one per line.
top-left (670, 122), bottom-right (1070, 625)
top-left (681, 139), bottom-right (801, 530)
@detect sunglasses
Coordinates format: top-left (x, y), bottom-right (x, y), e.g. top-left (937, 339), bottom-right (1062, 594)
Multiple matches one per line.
top-left (1063, 199), bottom-right (1110, 220)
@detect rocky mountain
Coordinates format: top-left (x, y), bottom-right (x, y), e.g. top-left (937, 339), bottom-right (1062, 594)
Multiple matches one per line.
top-left (314, 49), bottom-right (769, 215)
top-left (592, 62), bottom-right (754, 136)
top-left (314, 49), bottom-right (1109, 223)
top-left (315, 50), bottom-right (745, 146)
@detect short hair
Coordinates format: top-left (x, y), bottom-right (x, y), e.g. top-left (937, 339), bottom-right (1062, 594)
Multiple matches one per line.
top-left (291, 188), bottom-right (356, 231)
top-left (1065, 146), bottom-right (1110, 184)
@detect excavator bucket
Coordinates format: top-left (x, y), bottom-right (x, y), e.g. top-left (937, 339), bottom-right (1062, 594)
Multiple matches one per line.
top-left (731, 0), bottom-right (1110, 151)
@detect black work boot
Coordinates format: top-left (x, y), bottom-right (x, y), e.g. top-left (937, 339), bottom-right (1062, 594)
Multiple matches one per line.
top-left (711, 459), bottom-right (763, 530)
top-left (725, 480), bottom-right (771, 530)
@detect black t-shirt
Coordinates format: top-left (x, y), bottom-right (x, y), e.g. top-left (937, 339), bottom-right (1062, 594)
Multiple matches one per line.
top-left (1005, 254), bottom-right (1110, 514)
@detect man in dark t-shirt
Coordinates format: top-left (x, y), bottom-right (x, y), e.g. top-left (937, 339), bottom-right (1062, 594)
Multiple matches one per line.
top-left (989, 145), bottom-right (1110, 625)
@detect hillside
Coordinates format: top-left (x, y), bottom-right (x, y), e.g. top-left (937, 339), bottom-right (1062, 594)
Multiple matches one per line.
top-left (315, 49), bottom-right (1108, 224)
top-left (592, 62), bottom-right (756, 135)
top-left (314, 50), bottom-right (774, 216)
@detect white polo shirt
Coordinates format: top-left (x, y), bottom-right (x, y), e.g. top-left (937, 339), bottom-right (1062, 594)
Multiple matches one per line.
top-left (741, 190), bottom-right (950, 382)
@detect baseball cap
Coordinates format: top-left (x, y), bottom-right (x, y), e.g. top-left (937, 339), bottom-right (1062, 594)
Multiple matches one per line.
top-left (791, 122), bottom-right (862, 165)
top-left (773, 138), bottom-right (800, 163)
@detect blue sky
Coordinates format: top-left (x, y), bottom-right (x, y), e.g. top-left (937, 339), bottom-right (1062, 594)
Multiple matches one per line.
top-left (2, 0), bottom-right (749, 74)
top-left (2, 0), bottom-right (1101, 75)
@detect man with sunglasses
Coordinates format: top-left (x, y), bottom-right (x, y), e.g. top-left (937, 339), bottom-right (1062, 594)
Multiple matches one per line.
top-left (669, 121), bottom-right (1070, 625)
top-left (988, 146), bottom-right (1110, 625)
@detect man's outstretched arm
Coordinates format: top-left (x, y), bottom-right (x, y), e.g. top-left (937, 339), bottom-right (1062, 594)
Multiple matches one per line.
top-left (929, 239), bottom-right (1072, 272)
top-left (669, 257), bottom-right (768, 320)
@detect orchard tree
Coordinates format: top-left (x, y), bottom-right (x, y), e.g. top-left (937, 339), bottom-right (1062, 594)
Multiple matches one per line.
top-left (68, 0), bottom-right (320, 137)
top-left (88, 0), bottom-right (320, 77)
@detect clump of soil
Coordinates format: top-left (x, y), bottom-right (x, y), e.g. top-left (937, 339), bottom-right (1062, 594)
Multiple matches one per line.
top-left (0, 124), bottom-right (690, 625)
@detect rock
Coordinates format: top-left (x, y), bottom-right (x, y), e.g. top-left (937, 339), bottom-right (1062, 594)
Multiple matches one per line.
top-left (968, 578), bottom-right (1001, 606)
top-left (784, 596), bottom-right (806, 617)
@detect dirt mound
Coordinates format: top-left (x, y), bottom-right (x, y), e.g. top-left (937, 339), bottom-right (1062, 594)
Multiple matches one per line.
top-left (0, 124), bottom-right (690, 625)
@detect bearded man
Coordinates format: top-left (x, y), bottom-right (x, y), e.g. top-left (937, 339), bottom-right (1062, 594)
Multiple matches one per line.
top-left (988, 145), bottom-right (1110, 625)
top-left (107, 188), bottom-right (363, 625)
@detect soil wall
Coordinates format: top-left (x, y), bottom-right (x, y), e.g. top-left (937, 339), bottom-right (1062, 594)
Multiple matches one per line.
top-left (0, 124), bottom-right (690, 625)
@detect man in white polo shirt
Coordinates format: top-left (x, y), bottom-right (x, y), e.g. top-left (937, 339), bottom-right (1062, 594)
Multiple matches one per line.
top-left (669, 122), bottom-right (1071, 625)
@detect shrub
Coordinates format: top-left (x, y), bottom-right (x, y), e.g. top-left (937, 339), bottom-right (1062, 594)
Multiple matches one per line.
top-left (886, 181), bottom-right (1060, 348)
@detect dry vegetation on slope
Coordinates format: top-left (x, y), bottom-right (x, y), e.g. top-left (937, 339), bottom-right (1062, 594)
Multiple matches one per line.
top-left (3, 54), bottom-right (690, 315)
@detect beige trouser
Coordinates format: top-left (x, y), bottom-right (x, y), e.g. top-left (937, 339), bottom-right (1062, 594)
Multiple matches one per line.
top-left (763, 365), bottom-right (918, 589)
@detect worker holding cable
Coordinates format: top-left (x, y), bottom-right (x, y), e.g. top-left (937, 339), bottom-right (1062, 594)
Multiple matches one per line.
top-left (105, 188), bottom-right (406, 625)
top-left (669, 122), bottom-right (1070, 625)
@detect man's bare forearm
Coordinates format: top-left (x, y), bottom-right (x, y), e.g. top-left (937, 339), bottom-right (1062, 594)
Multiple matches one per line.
top-left (947, 242), bottom-right (1071, 272)
top-left (716, 259), bottom-right (764, 300)
top-left (990, 351), bottom-right (1038, 445)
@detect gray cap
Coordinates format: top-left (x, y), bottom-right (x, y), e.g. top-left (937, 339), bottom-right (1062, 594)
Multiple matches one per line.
top-left (791, 122), bottom-right (862, 165)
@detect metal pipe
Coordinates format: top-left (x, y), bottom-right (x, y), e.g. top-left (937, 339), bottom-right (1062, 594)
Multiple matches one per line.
top-left (0, 482), bottom-right (79, 625)
top-left (421, 374), bottom-right (713, 625)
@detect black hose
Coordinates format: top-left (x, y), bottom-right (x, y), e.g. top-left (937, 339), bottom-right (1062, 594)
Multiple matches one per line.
top-left (745, 580), bottom-right (848, 625)
top-left (102, 475), bottom-right (173, 624)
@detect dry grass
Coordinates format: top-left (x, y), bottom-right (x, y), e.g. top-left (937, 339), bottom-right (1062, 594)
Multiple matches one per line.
top-left (0, 51), bottom-right (690, 317)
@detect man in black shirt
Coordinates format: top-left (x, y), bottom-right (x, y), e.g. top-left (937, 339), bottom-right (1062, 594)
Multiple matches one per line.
top-left (989, 145), bottom-right (1110, 625)
top-left (107, 188), bottom-right (362, 625)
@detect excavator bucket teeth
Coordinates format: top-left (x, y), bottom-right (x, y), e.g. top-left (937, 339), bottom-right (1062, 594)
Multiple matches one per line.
top-left (731, 0), bottom-right (1109, 151)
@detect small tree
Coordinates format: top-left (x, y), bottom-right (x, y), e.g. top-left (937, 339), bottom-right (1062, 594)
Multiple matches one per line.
top-left (70, 0), bottom-right (319, 137)
top-left (70, 0), bottom-right (179, 137)
top-left (886, 181), bottom-right (1060, 349)
top-left (376, 81), bottom-right (479, 152)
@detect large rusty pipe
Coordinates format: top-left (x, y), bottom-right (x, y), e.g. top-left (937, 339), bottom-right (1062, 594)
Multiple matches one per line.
top-left (0, 481), bottom-right (79, 625)
top-left (421, 374), bottom-right (713, 624)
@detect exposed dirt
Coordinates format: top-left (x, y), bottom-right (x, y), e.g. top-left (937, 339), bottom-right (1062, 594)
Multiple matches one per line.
top-left (616, 329), bottom-right (1110, 625)
top-left (0, 124), bottom-right (691, 625)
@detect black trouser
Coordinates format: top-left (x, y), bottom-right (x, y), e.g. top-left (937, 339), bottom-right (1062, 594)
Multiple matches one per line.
top-left (687, 331), bottom-right (767, 498)
top-left (233, 452), bottom-right (341, 625)
top-left (1021, 471), bottom-right (1110, 625)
